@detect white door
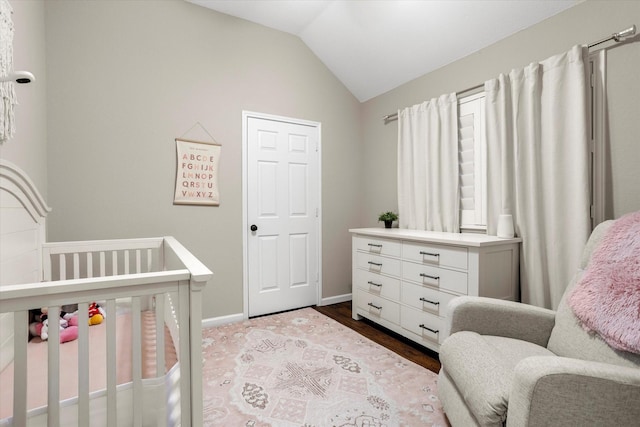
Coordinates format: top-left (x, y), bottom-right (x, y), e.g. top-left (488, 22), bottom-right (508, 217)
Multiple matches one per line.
top-left (244, 113), bottom-right (321, 317)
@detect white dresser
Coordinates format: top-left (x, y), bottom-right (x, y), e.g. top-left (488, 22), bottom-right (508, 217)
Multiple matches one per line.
top-left (349, 228), bottom-right (521, 352)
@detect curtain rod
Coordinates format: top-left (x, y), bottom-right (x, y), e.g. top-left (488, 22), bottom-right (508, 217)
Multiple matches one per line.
top-left (383, 24), bottom-right (636, 122)
top-left (382, 83), bottom-right (483, 121)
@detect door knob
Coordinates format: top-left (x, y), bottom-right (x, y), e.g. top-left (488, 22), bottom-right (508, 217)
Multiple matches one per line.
top-left (250, 224), bottom-right (258, 232)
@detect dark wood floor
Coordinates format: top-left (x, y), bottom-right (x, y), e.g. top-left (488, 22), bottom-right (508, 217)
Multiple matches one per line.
top-left (312, 301), bottom-right (441, 374)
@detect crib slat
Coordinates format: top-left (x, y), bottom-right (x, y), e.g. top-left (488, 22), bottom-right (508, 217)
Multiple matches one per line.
top-left (77, 302), bottom-right (90, 426)
top-left (135, 249), bottom-right (141, 274)
top-left (48, 305), bottom-right (61, 427)
top-left (87, 252), bottom-right (93, 278)
top-left (154, 293), bottom-right (167, 427)
top-left (73, 253), bottom-right (80, 279)
top-left (147, 249), bottom-right (152, 272)
top-left (100, 251), bottom-right (106, 277)
top-left (189, 283), bottom-right (204, 427)
top-left (106, 299), bottom-right (117, 427)
top-left (124, 250), bottom-right (130, 275)
top-left (112, 251), bottom-right (118, 276)
top-left (13, 310), bottom-right (28, 427)
top-left (155, 293), bottom-right (165, 377)
top-left (59, 253), bottom-right (66, 280)
top-left (178, 283), bottom-right (192, 427)
top-left (132, 297), bottom-right (143, 427)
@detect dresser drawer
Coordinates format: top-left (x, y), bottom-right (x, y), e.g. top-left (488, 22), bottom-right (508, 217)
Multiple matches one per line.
top-left (402, 241), bottom-right (468, 270)
top-left (401, 305), bottom-right (445, 344)
top-left (356, 289), bottom-right (400, 325)
top-left (356, 252), bottom-right (401, 278)
top-left (401, 281), bottom-right (457, 318)
top-left (354, 269), bottom-right (401, 301)
top-left (354, 236), bottom-right (401, 258)
top-left (402, 261), bottom-right (468, 294)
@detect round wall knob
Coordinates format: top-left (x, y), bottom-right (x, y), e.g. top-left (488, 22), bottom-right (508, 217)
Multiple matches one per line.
top-left (250, 224), bottom-right (258, 232)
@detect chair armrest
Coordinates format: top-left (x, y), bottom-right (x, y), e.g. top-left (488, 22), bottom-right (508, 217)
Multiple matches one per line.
top-left (448, 296), bottom-right (556, 347)
top-left (507, 356), bottom-right (640, 426)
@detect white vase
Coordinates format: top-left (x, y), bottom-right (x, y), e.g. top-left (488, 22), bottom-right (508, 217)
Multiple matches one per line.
top-left (497, 214), bottom-right (515, 238)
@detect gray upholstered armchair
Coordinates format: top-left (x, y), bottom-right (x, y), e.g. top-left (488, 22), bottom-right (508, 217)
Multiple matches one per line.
top-left (438, 219), bottom-right (640, 426)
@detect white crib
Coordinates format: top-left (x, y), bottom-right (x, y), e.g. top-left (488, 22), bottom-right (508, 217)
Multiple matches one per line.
top-left (0, 160), bottom-right (213, 426)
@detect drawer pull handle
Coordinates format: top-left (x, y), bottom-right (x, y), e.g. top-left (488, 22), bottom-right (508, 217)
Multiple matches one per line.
top-left (419, 273), bottom-right (440, 280)
top-left (368, 243), bottom-right (383, 248)
top-left (419, 297), bottom-right (440, 306)
top-left (367, 281), bottom-right (382, 287)
top-left (368, 261), bottom-right (383, 267)
top-left (419, 324), bottom-right (439, 334)
top-left (420, 251), bottom-right (440, 257)
top-left (368, 302), bottom-right (382, 310)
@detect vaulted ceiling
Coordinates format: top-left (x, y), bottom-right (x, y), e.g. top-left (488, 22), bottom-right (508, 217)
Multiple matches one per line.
top-left (188, 0), bottom-right (581, 102)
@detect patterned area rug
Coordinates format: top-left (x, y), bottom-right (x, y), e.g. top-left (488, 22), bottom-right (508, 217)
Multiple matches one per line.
top-left (201, 307), bottom-right (448, 426)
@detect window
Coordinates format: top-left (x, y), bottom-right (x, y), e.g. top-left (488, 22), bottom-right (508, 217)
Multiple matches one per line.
top-left (458, 92), bottom-right (487, 231)
top-left (456, 51), bottom-right (603, 233)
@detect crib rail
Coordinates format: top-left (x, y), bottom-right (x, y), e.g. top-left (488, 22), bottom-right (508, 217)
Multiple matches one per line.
top-left (42, 237), bottom-right (166, 281)
top-left (0, 237), bottom-right (212, 427)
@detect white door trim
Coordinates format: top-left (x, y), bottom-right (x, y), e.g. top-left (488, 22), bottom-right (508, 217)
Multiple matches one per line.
top-left (242, 110), bottom-right (322, 319)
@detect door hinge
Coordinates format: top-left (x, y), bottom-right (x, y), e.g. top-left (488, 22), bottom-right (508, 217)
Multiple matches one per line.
top-left (316, 208), bottom-right (319, 217)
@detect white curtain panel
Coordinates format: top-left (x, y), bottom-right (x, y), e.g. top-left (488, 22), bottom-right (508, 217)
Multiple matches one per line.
top-left (397, 93), bottom-right (459, 232)
top-left (485, 45), bottom-right (591, 309)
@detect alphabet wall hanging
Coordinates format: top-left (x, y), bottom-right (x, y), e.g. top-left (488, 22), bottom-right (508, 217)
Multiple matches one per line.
top-left (174, 137), bottom-right (221, 206)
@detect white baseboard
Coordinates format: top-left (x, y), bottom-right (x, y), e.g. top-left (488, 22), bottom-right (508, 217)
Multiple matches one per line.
top-left (201, 294), bottom-right (352, 327)
top-left (202, 312), bottom-right (245, 328)
top-left (318, 293), bottom-right (352, 306)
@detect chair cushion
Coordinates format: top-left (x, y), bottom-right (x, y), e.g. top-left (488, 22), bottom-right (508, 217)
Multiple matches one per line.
top-left (547, 288), bottom-right (640, 368)
top-left (438, 369), bottom-right (483, 427)
top-left (439, 331), bottom-right (555, 426)
top-left (548, 219), bottom-right (640, 369)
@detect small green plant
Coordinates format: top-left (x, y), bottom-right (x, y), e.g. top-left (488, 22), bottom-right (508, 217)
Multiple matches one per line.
top-left (378, 211), bottom-right (398, 222)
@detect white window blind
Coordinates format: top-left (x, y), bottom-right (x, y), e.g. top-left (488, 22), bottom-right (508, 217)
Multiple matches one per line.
top-left (458, 93), bottom-right (487, 229)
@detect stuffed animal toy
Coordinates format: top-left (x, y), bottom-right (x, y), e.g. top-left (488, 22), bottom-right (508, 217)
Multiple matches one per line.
top-left (29, 315), bottom-right (79, 343)
top-left (88, 302), bottom-right (106, 325)
top-left (59, 325), bottom-right (78, 343)
top-left (40, 307), bottom-right (75, 322)
top-left (30, 317), bottom-right (64, 340)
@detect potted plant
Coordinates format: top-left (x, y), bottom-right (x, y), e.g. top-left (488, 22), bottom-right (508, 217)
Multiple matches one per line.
top-left (378, 211), bottom-right (398, 229)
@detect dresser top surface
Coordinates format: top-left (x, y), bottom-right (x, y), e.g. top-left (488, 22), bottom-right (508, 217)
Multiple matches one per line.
top-left (349, 228), bottom-right (521, 247)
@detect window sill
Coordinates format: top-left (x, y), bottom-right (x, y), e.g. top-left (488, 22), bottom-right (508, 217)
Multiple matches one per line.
top-left (460, 225), bottom-right (487, 234)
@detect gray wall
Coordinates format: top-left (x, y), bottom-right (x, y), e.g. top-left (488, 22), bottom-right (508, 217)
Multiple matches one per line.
top-left (361, 0), bottom-right (640, 226)
top-left (8, 0), bottom-right (638, 321)
top-left (0, 0), bottom-right (47, 197)
top-left (44, 0), bottom-right (362, 319)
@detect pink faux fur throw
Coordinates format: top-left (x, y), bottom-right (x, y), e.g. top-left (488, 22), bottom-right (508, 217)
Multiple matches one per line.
top-left (568, 210), bottom-right (640, 354)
